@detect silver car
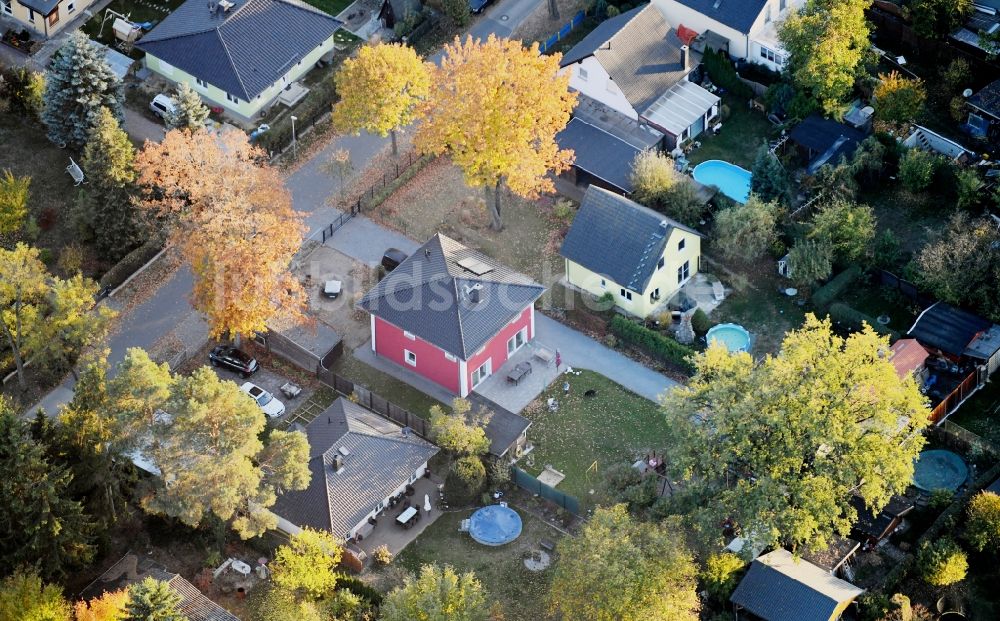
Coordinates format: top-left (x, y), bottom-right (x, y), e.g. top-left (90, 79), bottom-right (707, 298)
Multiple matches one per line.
top-left (240, 382), bottom-right (286, 418)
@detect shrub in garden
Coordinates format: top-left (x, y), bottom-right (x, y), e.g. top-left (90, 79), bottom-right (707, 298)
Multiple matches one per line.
top-left (787, 238), bottom-right (833, 292)
top-left (916, 538), bottom-right (968, 587)
top-left (954, 167), bottom-right (984, 211)
top-left (373, 544), bottom-right (393, 566)
top-left (808, 199), bottom-right (876, 265)
top-left (712, 195), bottom-right (780, 263)
top-left (454, 455), bottom-right (486, 492)
top-left (899, 149), bottom-right (936, 193)
top-left (872, 230), bottom-right (902, 270)
top-left (828, 303), bottom-right (897, 339)
top-left (609, 315), bottom-right (695, 373)
top-left (965, 490), bottom-right (1000, 553)
top-left (750, 145), bottom-right (790, 203)
top-left (928, 488), bottom-right (953, 510)
top-left (810, 265), bottom-right (861, 309)
top-left (702, 50), bottom-right (752, 99)
top-left (700, 553), bottom-right (746, 604)
top-left (873, 71), bottom-right (926, 129)
top-left (630, 149), bottom-right (678, 206)
top-left (690, 308), bottom-right (711, 336)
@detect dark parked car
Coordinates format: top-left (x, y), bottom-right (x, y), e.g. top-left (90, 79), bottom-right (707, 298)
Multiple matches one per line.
top-left (469, 0), bottom-right (489, 12)
top-left (381, 248), bottom-right (408, 272)
top-left (209, 345), bottom-right (259, 377)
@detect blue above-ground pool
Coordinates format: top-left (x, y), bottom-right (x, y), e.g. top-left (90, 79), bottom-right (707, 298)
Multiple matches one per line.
top-left (692, 160), bottom-right (752, 203)
top-left (913, 450), bottom-right (968, 492)
top-left (468, 505), bottom-right (522, 546)
top-left (706, 323), bottom-right (752, 353)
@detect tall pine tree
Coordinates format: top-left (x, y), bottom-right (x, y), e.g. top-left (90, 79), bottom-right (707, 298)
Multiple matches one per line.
top-left (0, 399), bottom-right (96, 579)
top-left (164, 83), bottom-right (210, 131)
top-left (79, 107), bottom-right (146, 261)
top-left (125, 578), bottom-right (185, 621)
top-left (42, 32), bottom-right (124, 149)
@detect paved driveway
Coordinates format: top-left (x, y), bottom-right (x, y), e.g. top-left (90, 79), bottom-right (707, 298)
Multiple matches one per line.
top-left (534, 314), bottom-right (678, 403)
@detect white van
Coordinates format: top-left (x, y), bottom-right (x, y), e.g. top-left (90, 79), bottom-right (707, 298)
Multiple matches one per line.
top-left (149, 94), bottom-right (177, 120)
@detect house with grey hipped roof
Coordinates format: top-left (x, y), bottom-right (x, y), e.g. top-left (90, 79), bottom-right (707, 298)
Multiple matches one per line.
top-left (561, 185), bottom-right (703, 319)
top-left (79, 554), bottom-right (240, 621)
top-left (357, 234), bottom-right (536, 456)
top-left (136, 0), bottom-right (342, 121)
top-left (652, 0), bottom-right (805, 71)
top-left (269, 397), bottom-right (438, 543)
top-left (729, 548), bottom-right (864, 621)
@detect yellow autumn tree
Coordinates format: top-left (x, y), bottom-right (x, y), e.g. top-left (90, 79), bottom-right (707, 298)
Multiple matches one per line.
top-left (73, 589), bottom-right (129, 621)
top-left (134, 129), bottom-right (306, 340)
top-left (416, 35), bottom-right (576, 230)
top-left (332, 42), bottom-right (431, 155)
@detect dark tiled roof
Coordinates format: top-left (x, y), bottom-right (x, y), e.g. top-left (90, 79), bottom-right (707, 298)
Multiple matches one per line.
top-left (730, 549), bottom-right (864, 621)
top-left (908, 302), bottom-right (992, 357)
top-left (670, 0), bottom-right (768, 33)
top-left (136, 0), bottom-right (341, 102)
top-left (560, 4), bottom-right (696, 113)
top-left (270, 398), bottom-right (438, 538)
top-left (850, 495), bottom-right (914, 540)
top-left (556, 118), bottom-right (640, 193)
top-left (969, 80), bottom-right (1000, 119)
top-left (789, 115), bottom-right (866, 154)
top-left (18, 0), bottom-right (60, 15)
top-left (470, 394), bottom-right (531, 457)
top-left (78, 555), bottom-right (240, 621)
top-left (358, 234), bottom-right (545, 360)
top-left (560, 186), bottom-right (700, 292)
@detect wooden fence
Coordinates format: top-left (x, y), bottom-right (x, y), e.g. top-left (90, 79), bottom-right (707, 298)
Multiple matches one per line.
top-left (876, 269), bottom-right (934, 308)
top-left (931, 370), bottom-right (982, 424)
top-left (318, 369), bottom-right (430, 438)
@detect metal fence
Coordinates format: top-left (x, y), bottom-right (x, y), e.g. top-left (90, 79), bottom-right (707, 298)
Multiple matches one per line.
top-left (317, 369), bottom-right (430, 438)
top-left (539, 10), bottom-right (586, 53)
top-left (511, 466), bottom-right (582, 516)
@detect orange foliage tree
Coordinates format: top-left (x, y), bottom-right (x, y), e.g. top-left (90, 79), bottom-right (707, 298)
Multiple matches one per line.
top-left (134, 129), bottom-right (306, 340)
top-left (416, 35), bottom-right (576, 230)
top-left (73, 589), bottom-right (129, 621)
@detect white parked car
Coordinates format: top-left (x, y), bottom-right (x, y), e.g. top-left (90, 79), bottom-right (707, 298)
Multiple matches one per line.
top-left (240, 382), bottom-right (286, 418)
top-left (149, 94), bottom-right (177, 120)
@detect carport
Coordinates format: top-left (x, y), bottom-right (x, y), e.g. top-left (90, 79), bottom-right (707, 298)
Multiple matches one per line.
top-left (255, 316), bottom-right (343, 375)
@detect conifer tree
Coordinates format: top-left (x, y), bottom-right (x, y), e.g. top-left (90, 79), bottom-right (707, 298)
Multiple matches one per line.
top-left (164, 83), bottom-right (210, 131)
top-left (125, 578), bottom-right (184, 621)
top-left (42, 32), bottom-right (124, 148)
top-left (79, 107), bottom-right (145, 261)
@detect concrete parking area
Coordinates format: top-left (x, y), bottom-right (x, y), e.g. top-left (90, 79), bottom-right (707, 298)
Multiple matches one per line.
top-left (209, 362), bottom-right (317, 423)
top-left (297, 244), bottom-right (373, 349)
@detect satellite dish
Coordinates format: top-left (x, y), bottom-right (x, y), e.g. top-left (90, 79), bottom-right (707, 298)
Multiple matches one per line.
top-left (963, 88), bottom-right (974, 98)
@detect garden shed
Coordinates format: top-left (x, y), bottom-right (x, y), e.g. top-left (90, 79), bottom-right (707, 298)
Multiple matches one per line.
top-left (788, 115), bottom-right (866, 174)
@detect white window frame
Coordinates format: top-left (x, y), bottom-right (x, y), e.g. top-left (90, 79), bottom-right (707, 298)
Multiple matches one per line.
top-left (620, 288), bottom-right (633, 302)
top-left (678, 238), bottom-right (685, 251)
top-left (444, 352), bottom-right (457, 362)
top-left (472, 360), bottom-right (492, 388)
top-left (2, 0), bottom-right (12, 15)
top-left (403, 330), bottom-right (416, 340)
top-left (28, 7), bottom-right (35, 20)
top-left (759, 46), bottom-right (777, 64)
top-left (67, 1), bottom-right (75, 13)
top-left (226, 92), bottom-right (239, 103)
top-left (677, 260), bottom-right (690, 284)
top-left (404, 349), bottom-right (417, 366)
top-left (578, 67), bottom-right (588, 81)
top-left (196, 77), bottom-right (208, 88)
top-left (657, 256), bottom-right (665, 270)
top-left (600, 278), bottom-right (606, 288)
top-left (651, 287), bottom-right (661, 301)
top-left (507, 327), bottom-right (527, 356)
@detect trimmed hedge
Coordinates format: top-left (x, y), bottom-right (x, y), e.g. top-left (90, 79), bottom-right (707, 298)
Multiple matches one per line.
top-left (610, 315), bottom-right (696, 373)
top-left (99, 238), bottom-right (164, 291)
top-left (811, 265), bottom-right (862, 309)
top-left (337, 575), bottom-right (383, 606)
top-left (828, 303), bottom-right (899, 340)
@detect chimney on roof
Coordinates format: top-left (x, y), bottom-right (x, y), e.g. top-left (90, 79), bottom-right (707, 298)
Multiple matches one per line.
top-left (468, 283), bottom-right (483, 304)
top-left (681, 45), bottom-right (689, 71)
top-left (332, 454), bottom-right (344, 472)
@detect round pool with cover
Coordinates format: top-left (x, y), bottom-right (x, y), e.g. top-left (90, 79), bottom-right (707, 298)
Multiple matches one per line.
top-left (468, 505), bottom-right (523, 546)
top-left (912, 449), bottom-right (968, 492)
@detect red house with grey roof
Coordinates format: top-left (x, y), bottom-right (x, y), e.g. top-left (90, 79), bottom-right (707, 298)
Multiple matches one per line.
top-left (358, 234), bottom-right (546, 398)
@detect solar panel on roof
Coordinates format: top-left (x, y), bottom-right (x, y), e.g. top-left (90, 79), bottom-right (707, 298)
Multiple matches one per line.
top-left (456, 257), bottom-right (494, 276)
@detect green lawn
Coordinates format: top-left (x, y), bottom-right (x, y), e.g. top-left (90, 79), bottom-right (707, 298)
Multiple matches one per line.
top-left (389, 511), bottom-right (559, 621)
top-left (329, 354), bottom-right (442, 418)
top-left (687, 94), bottom-right (778, 170)
top-left (948, 380), bottom-right (1000, 446)
top-left (837, 280), bottom-right (918, 336)
top-left (79, 0), bottom-right (186, 52)
top-left (519, 371), bottom-right (668, 501)
top-left (706, 258), bottom-right (807, 355)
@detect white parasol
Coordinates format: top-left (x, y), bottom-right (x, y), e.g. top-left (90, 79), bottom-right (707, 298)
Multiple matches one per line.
top-left (424, 494), bottom-right (431, 513)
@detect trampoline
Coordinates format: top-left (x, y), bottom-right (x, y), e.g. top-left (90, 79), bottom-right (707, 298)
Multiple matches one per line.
top-left (706, 323), bottom-right (751, 353)
top-left (468, 505), bottom-right (522, 546)
top-left (912, 450), bottom-right (968, 492)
